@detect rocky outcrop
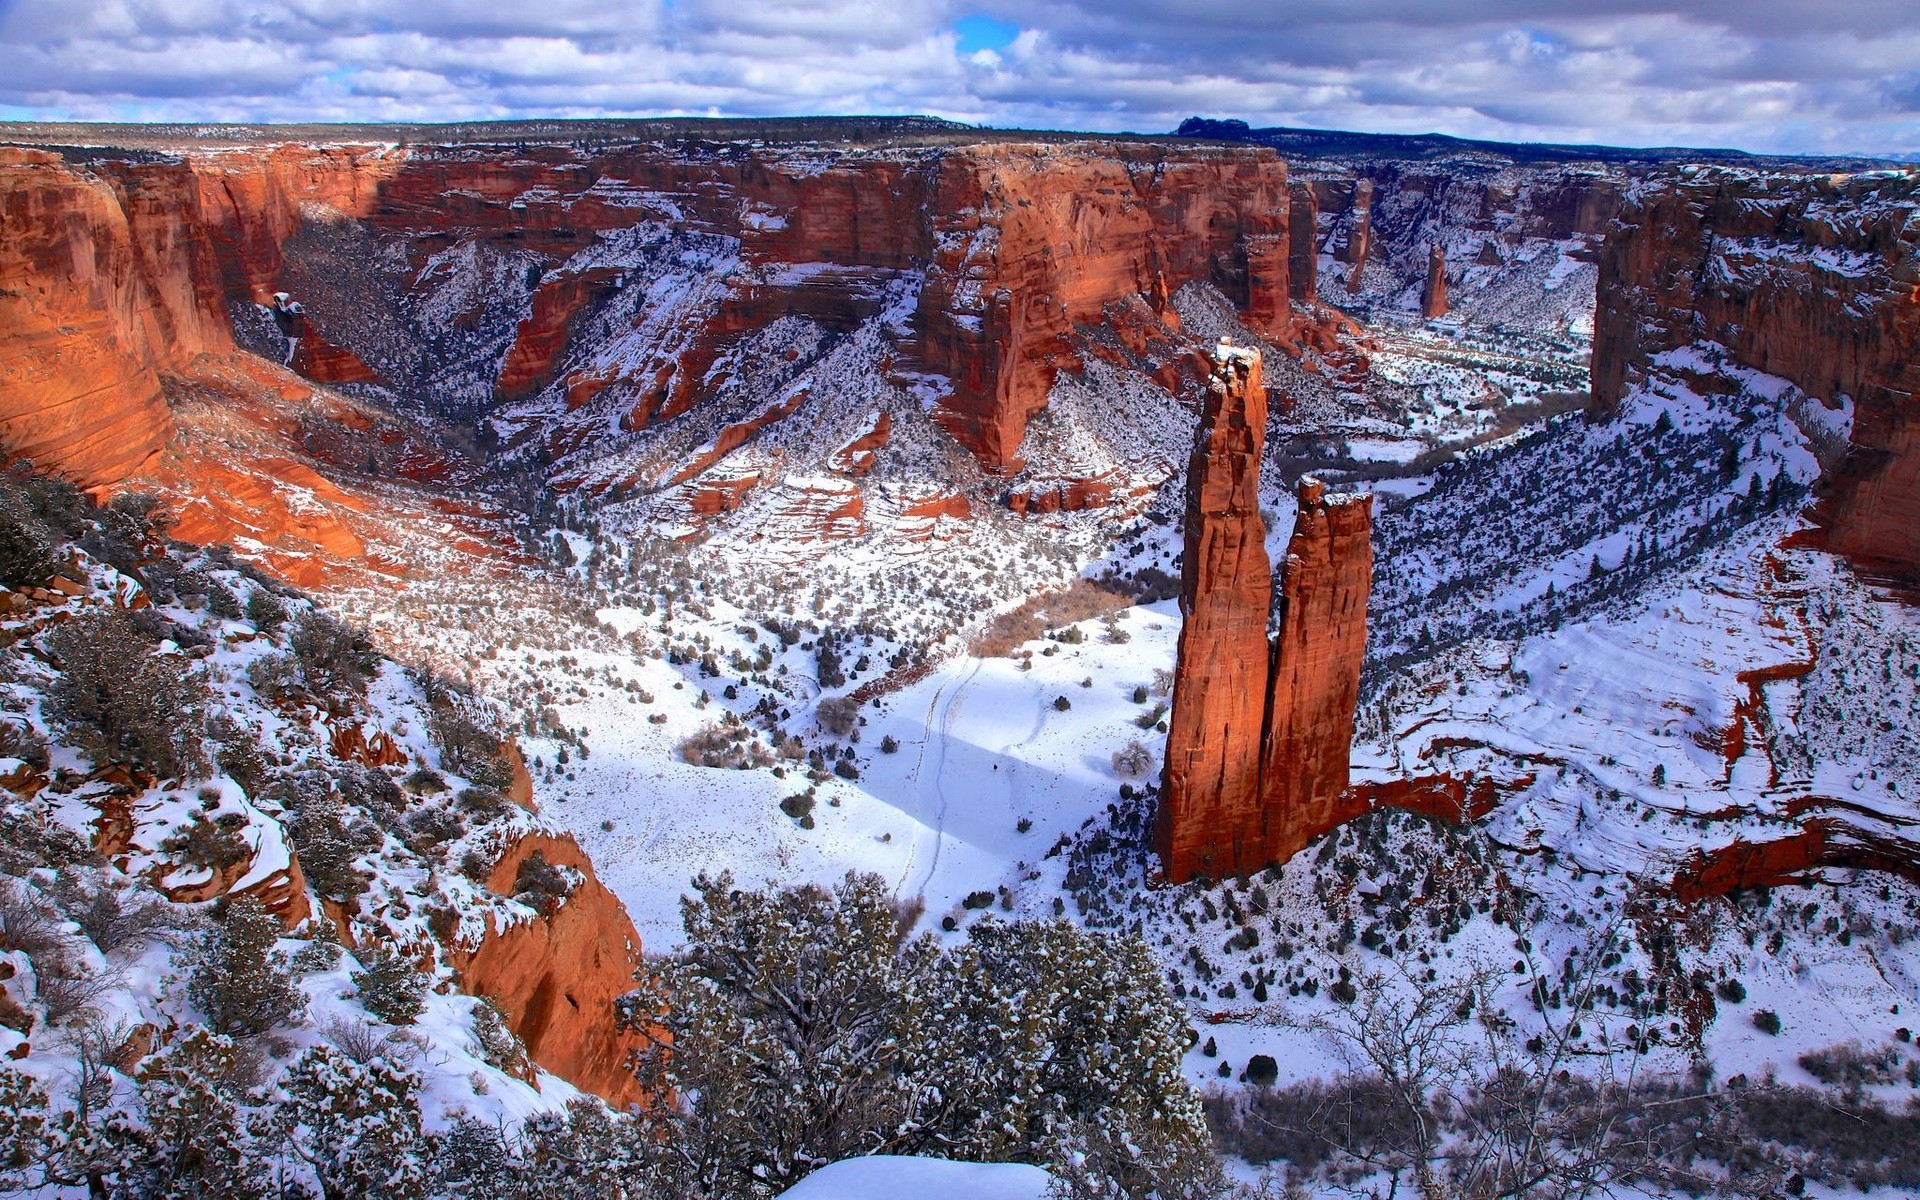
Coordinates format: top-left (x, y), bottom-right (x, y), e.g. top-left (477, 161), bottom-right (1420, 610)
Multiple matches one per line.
top-left (1158, 342), bottom-right (1274, 883)
top-left (1337, 178), bottom-right (1373, 291)
top-left (907, 143), bottom-right (1292, 472)
top-left (1288, 185), bottom-right (1318, 300)
top-left (498, 269), bottom-right (627, 401)
top-left (1593, 169), bottom-right (1920, 576)
top-left (1157, 344), bottom-right (1376, 883)
top-left (0, 150), bottom-right (181, 488)
top-left (1421, 243), bottom-right (1449, 318)
top-left (1259, 479), bottom-right (1374, 864)
top-left (452, 832), bottom-right (648, 1108)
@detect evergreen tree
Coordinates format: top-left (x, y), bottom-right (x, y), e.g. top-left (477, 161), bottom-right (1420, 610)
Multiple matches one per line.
top-left (270, 1044), bottom-right (432, 1200)
top-left (131, 1030), bottom-right (273, 1200)
top-left (624, 873), bottom-right (1218, 1200)
top-left (184, 897), bottom-right (304, 1036)
top-left (352, 946), bottom-right (429, 1027)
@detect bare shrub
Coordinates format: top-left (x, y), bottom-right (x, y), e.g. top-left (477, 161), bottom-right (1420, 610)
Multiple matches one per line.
top-left (972, 579), bottom-right (1134, 657)
top-left (681, 721), bottom-right (776, 769)
top-left (1111, 741), bottom-right (1154, 778)
top-left (816, 697), bottom-right (860, 738)
top-left (49, 867), bottom-right (182, 954)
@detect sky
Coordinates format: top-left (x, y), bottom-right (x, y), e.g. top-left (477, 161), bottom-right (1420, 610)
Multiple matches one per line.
top-left (1, 0), bottom-right (1917, 157)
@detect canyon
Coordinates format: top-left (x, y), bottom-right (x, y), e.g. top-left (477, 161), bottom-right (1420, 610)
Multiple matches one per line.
top-left (5, 117), bottom-right (1920, 1142)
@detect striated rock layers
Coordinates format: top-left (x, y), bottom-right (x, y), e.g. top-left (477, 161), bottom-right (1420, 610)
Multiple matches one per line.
top-left (0, 138), bottom-right (1294, 494)
top-left (1594, 169), bottom-right (1920, 576)
top-left (1157, 343), bottom-right (1374, 884)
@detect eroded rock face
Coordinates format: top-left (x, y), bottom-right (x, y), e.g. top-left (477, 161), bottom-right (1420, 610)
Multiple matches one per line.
top-left (453, 832), bottom-right (648, 1109)
top-left (1288, 184), bottom-right (1319, 300)
top-left (1158, 344), bottom-right (1273, 884)
top-left (1593, 169), bottom-right (1920, 576)
top-left (0, 150), bottom-right (181, 488)
top-left (906, 143), bottom-right (1291, 472)
top-left (1157, 345), bottom-right (1376, 884)
top-left (1259, 479), bottom-right (1374, 864)
top-left (1421, 243), bottom-right (1449, 318)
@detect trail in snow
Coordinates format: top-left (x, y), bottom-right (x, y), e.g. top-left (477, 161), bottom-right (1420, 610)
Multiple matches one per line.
top-left (905, 657), bottom-right (983, 898)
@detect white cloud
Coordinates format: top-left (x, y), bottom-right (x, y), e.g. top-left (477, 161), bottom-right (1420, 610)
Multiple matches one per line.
top-left (0, 0), bottom-right (1914, 155)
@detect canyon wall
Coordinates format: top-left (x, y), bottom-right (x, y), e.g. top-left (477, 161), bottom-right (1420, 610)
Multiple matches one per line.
top-left (0, 149), bottom-right (183, 488)
top-left (1593, 169), bottom-right (1920, 576)
top-left (1157, 345), bottom-right (1375, 884)
top-left (0, 138), bottom-right (1292, 489)
top-left (910, 144), bottom-right (1291, 472)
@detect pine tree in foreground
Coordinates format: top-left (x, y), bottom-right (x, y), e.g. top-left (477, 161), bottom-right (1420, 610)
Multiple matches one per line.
top-left (623, 870), bottom-right (1221, 1200)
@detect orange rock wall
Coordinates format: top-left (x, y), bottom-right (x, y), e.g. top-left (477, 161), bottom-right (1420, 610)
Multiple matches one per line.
top-left (1259, 480), bottom-right (1374, 864)
top-left (1158, 347), bottom-right (1273, 883)
top-left (1593, 170), bottom-right (1920, 575)
top-left (453, 831), bottom-right (648, 1108)
top-left (1159, 349), bottom-right (1376, 884)
top-left (910, 144), bottom-right (1292, 472)
top-left (0, 150), bottom-right (182, 487)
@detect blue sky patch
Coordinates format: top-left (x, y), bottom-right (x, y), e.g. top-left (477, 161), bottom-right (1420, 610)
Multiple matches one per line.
top-left (953, 15), bottom-right (1019, 56)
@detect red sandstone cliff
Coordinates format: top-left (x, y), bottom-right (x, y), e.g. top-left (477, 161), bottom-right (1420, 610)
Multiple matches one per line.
top-left (901, 143), bottom-right (1291, 472)
top-left (1593, 169), bottom-right (1920, 576)
top-left (453, 832), bottom-right (648, 1108)
top-left (1421, 243), bottom-right (1449, 319)
top-left (1158, 342), bottom-right (1274, 883)
top-left (0, 149), bottom-right (181, 488)
top-left (1157, 340), bottom-right (1377, 883)
top-left (1258, 479), bottom-right (1373, 863)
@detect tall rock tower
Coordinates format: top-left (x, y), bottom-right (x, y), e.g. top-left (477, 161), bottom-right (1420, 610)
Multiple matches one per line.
top-left (1157, 341), bottom-right (1375, 884)
top-left (1157, 340), bottom-right (1274, 883)
top-left (1421, 243), bottom-right (1449, 319)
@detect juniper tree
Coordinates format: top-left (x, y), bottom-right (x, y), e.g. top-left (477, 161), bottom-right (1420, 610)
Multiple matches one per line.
top-left (623, 872), bottom-right (1219, 1200)
top-left (44, 610), bottom-right (208, 780)
top-left (352, 946), bottom-right (429, 1027)
top-left (129, 1030), bottom-right (272, 1200)
top-left (270, 1044), bottom-right (432, 1200)
top-left (184, 897), bottom-right (303, 1037)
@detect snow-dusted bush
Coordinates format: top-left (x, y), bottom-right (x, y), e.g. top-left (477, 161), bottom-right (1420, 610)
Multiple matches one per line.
top-left (623, 871), bottom-right (1218, 1200)
top-left (352, 946), bottom-right (430, 1027)
top-left (183, 897), bottom-right (303, 1037)
top-left (45, 610), bottom-right (208, 781)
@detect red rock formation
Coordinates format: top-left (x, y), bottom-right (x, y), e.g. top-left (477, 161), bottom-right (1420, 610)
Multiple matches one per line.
top-left (1159, 344), bottom-right (1377, 883)
top-left (1288, 185), bottom-right (1319, 300)
top-left (1259, 479), bottom-right (1374, 864)
top-left (906, 144), bottom-right (1291, 472)
top-left (498, 269), bottom-right (626, 400)
top-left (1339, 178), bottom-right (1374, 292)
top-left (1421, 243), bottom-right (1449, 319)
top-left (0, 150), bottom-right (179, 488)
top-left (829, 411), bottom-right (891, 475)
top-left (1157, 343), bottom-right (1274, 883)
top-left (1594, 169), bottom-right (1920, 577)
top-left (453, 832), bottom-right (648, 1108)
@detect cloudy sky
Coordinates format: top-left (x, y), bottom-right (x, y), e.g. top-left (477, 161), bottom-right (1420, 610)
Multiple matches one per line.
top-left (1, 0), bottom-right (1916, 156)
